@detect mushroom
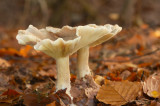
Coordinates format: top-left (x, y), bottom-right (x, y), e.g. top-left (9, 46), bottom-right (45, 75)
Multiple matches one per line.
top-left (16, 24), bottom-right (122, 96)
top-left (76, 24), bottom-right (122, 78)
top-left (16, 25), bottom-right (80, 96)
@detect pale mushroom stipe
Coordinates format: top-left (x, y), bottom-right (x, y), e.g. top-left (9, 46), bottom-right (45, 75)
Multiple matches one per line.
top-left (16, 24), bottom-right (122, 97)
top-left (76, 24), bottom-right (122, 78)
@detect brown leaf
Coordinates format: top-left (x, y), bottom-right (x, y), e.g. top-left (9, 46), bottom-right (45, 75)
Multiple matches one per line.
top-left (2, 89), bottom-right (21, 97)
top-left (96, 81), bottom-right (142, 105)
top-left (0, 58), bottom-right (10, 68)
top-left (95, 75), bottom-right (105, 86)
top-left (0, 89), bottom-right (21, 104)
top-left (71, 75), bottom-right (99, 106)
top-left (142, 72), bottom-right (160, 98)
top-left (119, 70), bottom-right (131, 80)
top-left (23, 89), bottom-right (70, 106)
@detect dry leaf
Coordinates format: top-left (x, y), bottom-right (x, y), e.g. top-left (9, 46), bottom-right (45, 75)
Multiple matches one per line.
top-left (19, 45), bottom-right (32, 57)
top-left (2, 89), bottom-right (21, 97)
top-left (119, 70), bottom-right (131, 80)
top-left (142, 72), bottom-right (160, 98)
top-left (137, 68), bottom-right (150, 81)
top-left (46, 101), bottom-right (56, 106)
top-left (95, 75), bottom-right (105, 85)
top-left (96, 81), bottom-right (142, 105)
top-left (152, 28), bottom-right (160, 38)
top-left (0, 89), bottom-right (21, 104)
top-left (0, 48), bottom-right (19, 56)
top-left (0, 58), bottom-right (10, 68)
top-left (0, 46), bottom-right (32, 57)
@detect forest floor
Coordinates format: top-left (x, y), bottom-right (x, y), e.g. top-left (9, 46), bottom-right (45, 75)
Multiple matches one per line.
top-left (0, 24), bottom-right (160, 106)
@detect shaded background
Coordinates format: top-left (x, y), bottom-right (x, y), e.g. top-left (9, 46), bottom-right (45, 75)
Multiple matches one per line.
top-left (0, 0), bottom-right (160, 29)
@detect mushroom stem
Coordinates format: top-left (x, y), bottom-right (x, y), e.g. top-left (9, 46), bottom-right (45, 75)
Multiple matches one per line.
top-left (77, 46), bottom-right (91, 79)
top-left (56, 56), bottom-right (71, 94)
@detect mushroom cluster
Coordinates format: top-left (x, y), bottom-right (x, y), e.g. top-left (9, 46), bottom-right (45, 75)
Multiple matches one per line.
top-left (16, 24), bottom-right (122, 96)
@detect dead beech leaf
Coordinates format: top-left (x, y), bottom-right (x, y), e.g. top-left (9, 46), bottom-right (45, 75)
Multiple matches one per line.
top-left (142, 72), bottom-right (160, 98)
top-left (96, 81), bottom-right (142, 105)
top-left (0, 58), bottom-right (10, 68)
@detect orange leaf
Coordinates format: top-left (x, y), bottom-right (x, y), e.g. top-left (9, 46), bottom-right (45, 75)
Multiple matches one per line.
top-left (46, 101), bottom-right (56, 106)
top-left (0, 48), bottom-right (19, 56)
top-left (126, 72), bottom-right (137, 81)
top-left (70, 74), bottom-right (76, 82)
top-left (19, 45), bottom-right (32, 57)
top-left (138, 62), bottom-right (152, 68)
top-left (106, 73), bottom-right (122, 81)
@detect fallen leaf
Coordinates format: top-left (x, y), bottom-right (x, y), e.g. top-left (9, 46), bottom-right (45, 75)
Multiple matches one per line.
top-left (0, 58), bottom-right (10, 68)
top-left (126, 72), bottom-right (137, 81)
top-left (0, 89), bottom-right (21, 104)
top-left (152, 28), bottom-right (160, 38)
top-left (19, 45), bottom-right (32, 57)
top-left (0, 48), bottom-right (19, 56)
top-left (46, 101), bottom-right (56, 106)
top-left (106, 73), bottom-right (122, 81)
top-left (71, 75), bottom-right (99, 106)
top-left (0, 74), bottom-right (9, 87)
top-left (0, 46), bottom-right (32, 57)
top-left (96, 80), bottom-right (142, 105)
top-left (137, 68), bottom-right (150, 81)
top-left (119, 70), bottom-right (131, 80)
top-left (142, 72), bottom-right (160, 98)
top-left (70, 74), bottom-right (76, 83)
top-left (39, 69), bottom-right (56, 78)
top-left (94, 75), bottom-right (105, 85)
top-left (2, 89), bottom-right (20, 97)
top-left (23, 93), bottom-right (61, 106)
top-left (150, 100), bottom-right (160, 106)
top-left (135, 98), bottom-right (151, 105)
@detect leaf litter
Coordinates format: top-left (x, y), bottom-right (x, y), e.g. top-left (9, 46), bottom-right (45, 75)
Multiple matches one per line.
top-left (0, 25), bottom-right (160, 105)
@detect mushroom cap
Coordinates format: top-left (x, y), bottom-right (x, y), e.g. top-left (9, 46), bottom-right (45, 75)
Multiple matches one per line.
top-left (76, 24), bottom-right (122, 47)
top-left (16, 25), bottom-right (81, 59)
top-left (16, 24), bottom-right (122, 59)
top-left (89, 24), bottom-right (122, 47)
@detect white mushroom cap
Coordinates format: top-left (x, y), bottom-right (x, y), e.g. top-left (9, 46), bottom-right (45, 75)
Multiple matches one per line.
top-left (76, 24), bottom-right (122, 48)
top-left (89, 24), bottom-right (122, 47)
top-left (16, 25), bottom-right (81, 59)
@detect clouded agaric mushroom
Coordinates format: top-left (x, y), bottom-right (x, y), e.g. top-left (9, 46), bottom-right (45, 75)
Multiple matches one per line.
top-left (76, 24), bottom-right (122, 78)
top-left (16, 25), bottom-right (80, 96)
top-left (16, 24), bottom-right (121, 96)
